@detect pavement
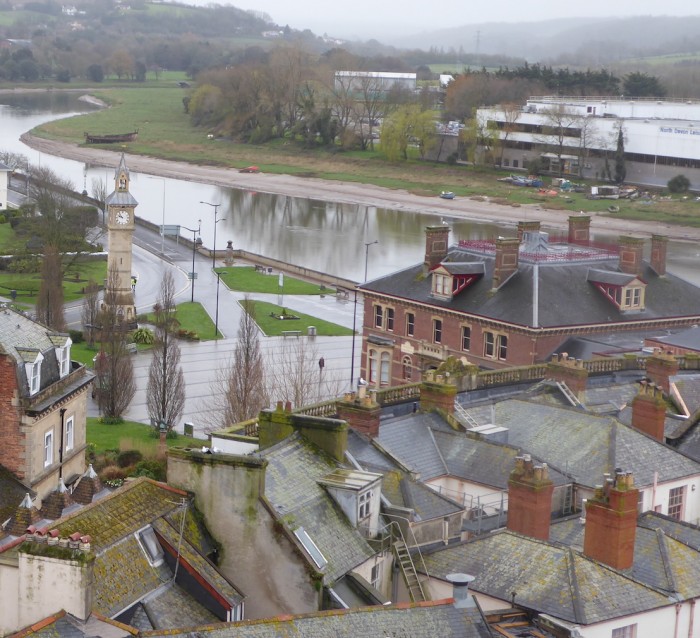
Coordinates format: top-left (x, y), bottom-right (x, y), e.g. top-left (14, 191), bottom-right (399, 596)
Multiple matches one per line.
top-left (60, 217), bottom-right (361, 440)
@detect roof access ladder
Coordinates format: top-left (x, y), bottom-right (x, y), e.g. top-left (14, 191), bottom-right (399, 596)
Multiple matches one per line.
top-left (454, 402), bottom-right (480, 429)
top-left (387, 521), bottom-right (430, 603)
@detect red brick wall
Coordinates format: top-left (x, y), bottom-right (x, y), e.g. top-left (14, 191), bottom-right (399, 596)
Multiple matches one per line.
top-left (0, 354), bottom-right (26, 479)
top-left (507, 458), bottom-right (554, 541)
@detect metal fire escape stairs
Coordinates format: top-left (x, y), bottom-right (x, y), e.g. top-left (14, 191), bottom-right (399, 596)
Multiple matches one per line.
top-left (390, 523), bottom-right (429, 603)
top-left (453, 402), bottom-right (480, 430)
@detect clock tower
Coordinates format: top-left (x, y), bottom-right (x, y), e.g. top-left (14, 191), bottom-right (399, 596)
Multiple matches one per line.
top-left (105, 154), bottom-right (137, 325)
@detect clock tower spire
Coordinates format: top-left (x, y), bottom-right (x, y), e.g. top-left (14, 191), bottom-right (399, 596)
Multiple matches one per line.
top-left (105, 154), bottom-right (137, 325)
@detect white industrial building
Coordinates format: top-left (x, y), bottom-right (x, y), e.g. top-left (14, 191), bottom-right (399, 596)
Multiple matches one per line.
top-left (476, 96), bottom-right (700, 189)
top-left (334, 70), bottom-right (417, 93)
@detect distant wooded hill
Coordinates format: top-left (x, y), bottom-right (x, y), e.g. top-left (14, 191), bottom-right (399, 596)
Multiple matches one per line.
top-left (387, 15), bottom-right (700, 65)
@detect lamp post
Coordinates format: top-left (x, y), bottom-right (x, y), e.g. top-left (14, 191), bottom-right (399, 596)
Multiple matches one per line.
top-left (364, 240), bottom-right (378, 283)
top-left (351, 239), bottom-right (378, 388)
top-left (183, 220), bottom-right (201, 303)
top-left (147, 175), bottom-right (166, 254)
top-left (200, 201), bottom-right (222, 269)
top-left (214, 270), bottom-right (221, 338)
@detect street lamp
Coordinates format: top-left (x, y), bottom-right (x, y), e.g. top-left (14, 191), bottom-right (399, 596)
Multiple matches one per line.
top-left (214, 270), bottom-right (221, 338)
top-left (183, 220), bottom-right (201, 303)
top-left (147, 175), bottom-right (166, 254)
top-left (200, 201), bottom-right (222, 269)
top-left (364, 240), bottom-right (378, 283)
top-left (351, 240), bottom-right (378, 388)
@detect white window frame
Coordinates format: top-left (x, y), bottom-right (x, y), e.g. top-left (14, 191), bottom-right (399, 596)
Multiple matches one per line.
top-left (385, 307), bottom-right (394, 331)
top-left (359, 490), bottom-right (372, 520)
top-left (65, 415), bottom-right (74, 451)
top-left (374, 305), bottom-right (383, 328)
top-left (498, 334), bottom-right (508, 361)
top-left (484, 331), bottom-right (495, 358)
top-left (26, 353), bottom-right (44, 395)
top-left (433, 273), bottom-right (451, 296)
top-left (406, 312), bottom-right (415, 337)
top-left (433, 319), bottom-right (442, 344)
top-left (612, 624), bottom-right (637, 638)
top-left (370, 562), bottom-right (381, 589)
top-left (44, 429), bottom-right (54, 467)
top-left (461, 326), bottom-right (471, 351)
top-left (58, 341), bottom-right (72, 377)
top-left (668, 485), bottom-right (686, 520)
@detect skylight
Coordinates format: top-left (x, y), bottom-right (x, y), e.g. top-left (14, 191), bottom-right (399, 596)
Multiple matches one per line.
top-left (294, 527), bottom-right (327, 570)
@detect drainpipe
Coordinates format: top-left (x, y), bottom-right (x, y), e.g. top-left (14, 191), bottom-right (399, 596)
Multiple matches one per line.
top-left (59, 408), bottom-right (66, 480)
top-left (675, 603), bottom-right (682, 638)
top-left (689, 599), bottom-right (696, 638)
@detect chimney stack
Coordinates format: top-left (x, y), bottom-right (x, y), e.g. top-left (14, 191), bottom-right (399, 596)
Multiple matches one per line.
top-left (517, 221), bottom-right (541, 242)
top-left (420, 371), bottom-right (457, 415)
top-left (424, 226), bottom-right (451, 271)
top-left (337, 391), bottom-right (382, 439)
top-left (645, 351), bottom-right (678, 394)
top-left (568, 215), bottom-right (591, 245)
top-left (618, 236), bottom-right (644, 276)
top-left (492, 238), bottom-right (520, 290)
top-left (650, 235), bottom-right (668, 276)
top-left (583, 471), bottom-right (638, 570)
top-left (631, 382), bottom-right (666, 441)
top-left (446, 573), bottom-right (476, 608)
top-left (546, 353), bottom-right (588, 400)
top-left (507, 454), bottom-right (554, 541)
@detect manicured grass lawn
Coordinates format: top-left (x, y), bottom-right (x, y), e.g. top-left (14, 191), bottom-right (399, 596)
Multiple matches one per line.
top-left (0, 258), bottom-right (107, 304)
top-left (144, 301), bottom-right (222, 340)
top-left (216, 266), bottom-right (333, 295)
top-left (87, 417), bottom-right (204, 454)
top-left (249, 300), bottom-right (353, 337)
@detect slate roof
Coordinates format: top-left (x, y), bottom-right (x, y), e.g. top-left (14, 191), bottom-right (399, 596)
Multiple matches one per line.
top-left (378, 470), bottom-right (462, 521)
top-left (362, 245), bottom-right (700, 329)
top-left (259, 435), bottom-right (375, 584)
top-left (140, 599), bottom-right (493, 638)
top-left (647, 325), bottom-right (700, 353)
top-left (0, 307), bottom-right (69, 363)
top-left (549, 512), bottom-right (700, 601)
top-left (9, 610), bottom-right (133, 638)
top-left (462, 398), bottom-right (700, 488)
top-left (422, 529), bottom-right (672, 625)
top-left (376, 413), bottom-right (448, 480)
top-left (0, 467), bottom-right (32, 535)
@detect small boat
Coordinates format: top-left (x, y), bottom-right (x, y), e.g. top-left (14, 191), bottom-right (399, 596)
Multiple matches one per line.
top-left (84, 130), bottom-right (138, 144)
top-left (439, 191), bottom-right (455, 199)
top-left (240, 165), bottom-right (261, 173)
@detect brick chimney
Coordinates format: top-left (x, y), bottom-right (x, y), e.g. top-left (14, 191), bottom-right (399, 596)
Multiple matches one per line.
top-left (568, 215), bottom-right (591, 245)
top-left (337, 390), bottom-right (382, 438)
top-left (424, 226), bottom-right (451, 271)
top-left (507, 455), bottom-right (554, 541)
top-left (420, 370), bottom-right (457, 415)
top-left (517, 221), bottom-right (541, 242)
top-left (618, 236), bottom-right (644, 276)
top-left (650, 235), bottom-right (668, 276)
top-left (583, 471), bottom-right (638, 570)
top-left (546, 353), bottom-right (588, 400)
top-left (631, 382), bottom-right (666, 441)
top-left (492, 238), bottom-right (520, 290)
top-left (645, 351), bottom-right (679, 393)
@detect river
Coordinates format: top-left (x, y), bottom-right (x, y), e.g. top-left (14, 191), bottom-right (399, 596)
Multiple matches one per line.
top-left (2, 91), bottom-right (699, 284)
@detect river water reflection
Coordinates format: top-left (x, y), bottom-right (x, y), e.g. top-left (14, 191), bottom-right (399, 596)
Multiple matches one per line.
top-left (2, 92), bottom-right (699, 284)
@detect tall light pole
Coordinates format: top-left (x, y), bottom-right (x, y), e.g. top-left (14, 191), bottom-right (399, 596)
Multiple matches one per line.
top-left (214, 271), bottom-right (221, 338)
top-left (351, 240), bottom-right (378, 388)
top-left (364, 240), bottom-right (378, 283)
top-left (147, 175), bottom-right (166, 254)
top-left (183, 220), bottom-right (201, 303)
top-left (200, 201), bottom-right (221, 269)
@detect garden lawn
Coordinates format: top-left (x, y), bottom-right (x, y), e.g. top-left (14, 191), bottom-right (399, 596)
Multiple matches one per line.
top-left (249, 300), bottom-right (353, 337)
top-left (87, 417), bottom-right (203, 454)
top-left (217, 266), bottom-right (333, 294)
top-left (144, 301), bottom-right (222, 340)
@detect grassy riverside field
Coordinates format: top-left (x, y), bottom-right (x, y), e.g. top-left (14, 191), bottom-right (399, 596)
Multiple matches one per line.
top-left (27, 83), bottom-right (700, 227)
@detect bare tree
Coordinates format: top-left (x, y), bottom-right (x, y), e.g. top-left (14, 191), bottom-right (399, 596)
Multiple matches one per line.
top-left (268, 336), bottom-right (321, 408)
top-left (91, 176), bottom-right (107, 227)
top-left (534, 104), bottom-right (582, 176)
top-left (35, 244), bottom-right (66, 331)
top-left (202, 297), bottom-right (268, 431)
top-left (96, 264), bottom-right (136, 421)
top-left (147, 271), bottom-right (185, 432)
top-left (81, 279), bottom-right (100, 347)
top-left (498, 103), bottom-right (521, 167)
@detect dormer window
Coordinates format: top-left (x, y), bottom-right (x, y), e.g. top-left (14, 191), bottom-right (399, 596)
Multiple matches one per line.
top-left (359, 489), bottom-right (372, 520)
top-left (431, 263), bottom-right (484, 300)
top-left (434, 273), bottom-right (451, 297)
top-left (57, 340), bottom-right (71, 377)
top-left (25, 352), bottom-right (44, 395)
top-left (588, 269), bottom-right (646, 312)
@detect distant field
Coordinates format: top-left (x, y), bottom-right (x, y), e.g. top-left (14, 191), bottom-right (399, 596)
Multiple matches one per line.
top-left (626, 53), bottom-right (700, 66)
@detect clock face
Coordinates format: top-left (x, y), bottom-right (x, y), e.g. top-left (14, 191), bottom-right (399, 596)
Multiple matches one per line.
top-left (116, 210), bottom-right (130, 225)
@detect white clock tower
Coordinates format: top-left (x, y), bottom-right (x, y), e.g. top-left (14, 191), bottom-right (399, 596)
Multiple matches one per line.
top-left (105, 154), bottom-right (137, 325)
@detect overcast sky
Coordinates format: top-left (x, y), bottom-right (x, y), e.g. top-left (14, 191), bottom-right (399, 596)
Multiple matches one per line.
top-left (191, 0), bottom-right (699, 41)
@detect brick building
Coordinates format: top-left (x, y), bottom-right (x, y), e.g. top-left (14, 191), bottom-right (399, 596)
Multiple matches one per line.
top-left (359, 217), bottom-right (700, 386)
top-left (0, 307), bottom-right (92, 506)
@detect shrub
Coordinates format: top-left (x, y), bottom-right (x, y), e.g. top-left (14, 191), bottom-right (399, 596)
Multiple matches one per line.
top-left (100, 465), bottom-right (127, 482)
top-left (131, 327), bottom-right (155, 344)
top-left (668, 174), bottom-right (691, 193)
top-left (133, 459), bottom-right (166, 481)
top-left (446, 152), bottom-right (459, 165)
top-left (0, 214), bottom-right (6, 224)
top-left (117, 449), bottom-right (143, 468)
top-left (69, 329), bottom-right (84, 344)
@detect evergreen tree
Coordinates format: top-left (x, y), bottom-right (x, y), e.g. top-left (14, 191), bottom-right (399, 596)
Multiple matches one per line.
top-left (614, 126), bottom-right (626, 184)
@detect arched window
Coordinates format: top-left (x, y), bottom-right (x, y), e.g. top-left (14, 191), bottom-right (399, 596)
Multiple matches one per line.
top-left (402, 356), bottom-right (413, 380)
top-left (380, 352), bottom-right (390, 385)
top-left (368, 349), bottom-right (378, 384)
